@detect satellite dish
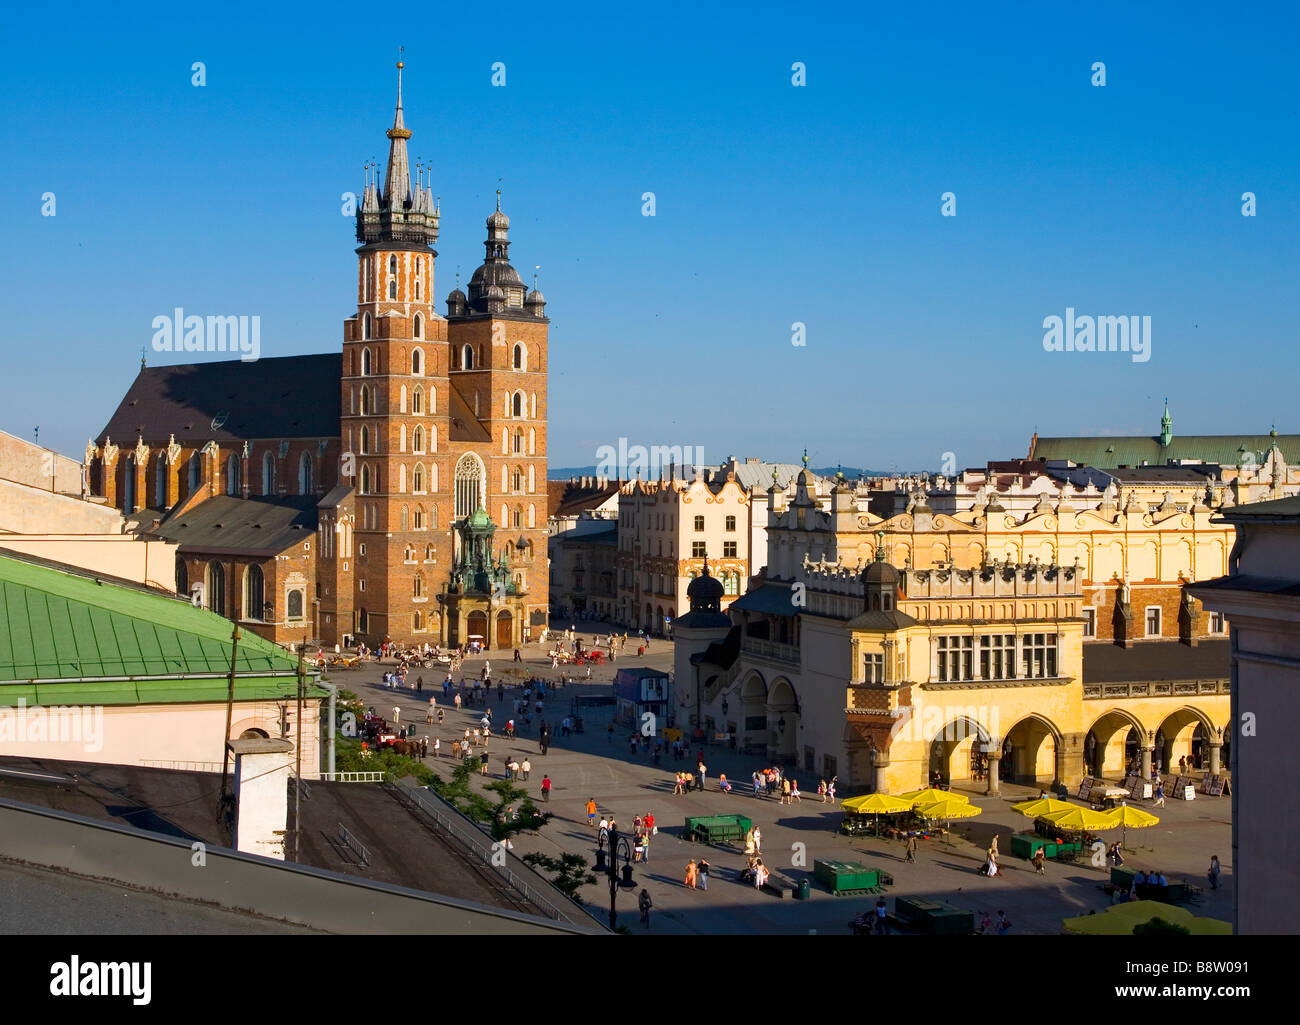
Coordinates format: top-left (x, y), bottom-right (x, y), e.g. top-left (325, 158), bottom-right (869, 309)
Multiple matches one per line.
top-left (211, 412), bottom-right (229, 431)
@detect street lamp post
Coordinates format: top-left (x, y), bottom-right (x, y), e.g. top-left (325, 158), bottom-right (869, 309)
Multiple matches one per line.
top-left (594, 827), bottom-right (635, 930)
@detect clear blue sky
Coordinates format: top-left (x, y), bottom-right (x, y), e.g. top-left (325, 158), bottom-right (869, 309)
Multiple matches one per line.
top-left (3, 1), bottom-right (1296, 472)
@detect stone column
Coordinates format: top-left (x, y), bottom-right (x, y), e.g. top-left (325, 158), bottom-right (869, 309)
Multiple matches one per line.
top-left (985, 748), bottom-right (1000, 796)
top-left (1207, 739), bottom-right (1222, 776)
top-left (1053, 743), bottom-right (1067, 787)
top-left (1140, 745), bottom-right (1153, 780)
top-left (871, 750), bottom-right (891, 795)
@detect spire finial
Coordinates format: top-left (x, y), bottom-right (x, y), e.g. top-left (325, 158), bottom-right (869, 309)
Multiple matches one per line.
top-left (802, 448), bottom-right (809, 468)
top-left (140, 344), bottom-right (147, 370)
top-left (397, 46), bottom-right (405, 104)
top-left (496, 177), bottom-right (502, 212)
top-left (875, 530), bottom-right (886, 563)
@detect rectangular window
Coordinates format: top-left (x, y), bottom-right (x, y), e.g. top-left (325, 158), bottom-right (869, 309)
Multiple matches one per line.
top-left (1208, 611), bottom-right (1225, 634)
top-left (723, 541), bottom-right (737, 558)
top-left (1082, 607), bottom-right (1096, 638)
top-left (694, 516), bottom-right (704, 531)
top-left (863, 653), bottom-right (884, 684)
top-left (1145, 606), bottom-right (1161, 637)
top-left (1020, 633), bottom-right (1058, 679)
top-left (979, 634), bottom-right (1016, 680)
top-left (937, 636), bottom-right (973, 682)
top-left (692, 542), bottom-right (707, 558)
top-left (725, 516), bottom-right (736, 531)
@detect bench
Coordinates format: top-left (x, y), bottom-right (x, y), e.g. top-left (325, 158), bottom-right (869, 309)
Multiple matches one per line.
top-left (760, 871), bottom-right (798, 898)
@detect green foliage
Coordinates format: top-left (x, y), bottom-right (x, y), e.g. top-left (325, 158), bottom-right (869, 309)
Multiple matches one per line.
top-left (335, 735), bottom-right (438, 787)
top-left (1132, 917), bottom-right (1192, 936)
top-left (429, 761), bottom-right (553, 840)
top-left (521, 852), bottom-right (596, 901)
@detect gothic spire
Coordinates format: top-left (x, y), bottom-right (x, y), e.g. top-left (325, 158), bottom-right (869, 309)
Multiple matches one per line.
top-left (356, 56), bottom-right (439, 247)
top-left (383, 55), bottom-right (413, 208)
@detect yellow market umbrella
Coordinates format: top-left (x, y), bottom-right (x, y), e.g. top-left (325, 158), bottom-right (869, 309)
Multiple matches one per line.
top-left (842, 793), bottom-right (914, 815)
top-left (841, 792), bottom-right (914, 838)
top-left (1106, 804), bottom-right (1160, 847)
top-left (915, 798), bottom-right (983, 820)
top-left (1012, 798), bottom-right (1075, 818)
top-left (1040, 806), bottom-right (1120, 832)
top-left (899, 788), bottom-right (969, 807)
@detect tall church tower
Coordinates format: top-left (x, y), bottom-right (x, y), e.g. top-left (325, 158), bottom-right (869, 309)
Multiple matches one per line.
top-left (443, 195), bottom-right (551, 649)
top-left (338, 61), bottom-right (550, 649)
top-left (342, 60), bottom-right (450, 643)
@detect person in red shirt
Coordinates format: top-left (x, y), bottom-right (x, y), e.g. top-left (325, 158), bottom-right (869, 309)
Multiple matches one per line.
top-left (644, 812), bottom-right (655, 836)
top-left (540, 775), bottom-right (552, 802)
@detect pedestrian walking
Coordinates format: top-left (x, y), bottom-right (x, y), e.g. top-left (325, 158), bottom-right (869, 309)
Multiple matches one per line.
top-left (1033, 847), bottom-right (1046, 875)
top-left (875, 897), bottom-right (889, 934)
top-left (638, 889), bottom-right (652, 928)
top-left (541, 775), bottom-right (552, 802)
top-left (521, 757), bottom-right (532, 781)
top-left (996, 911), bottom-right (1012, 935)
top-left (698, 858), bottom-right (710, 891)
top-left (684, 859), bottom-right (698, 889)
top-left (1154, 782), bottom-right (1166, 807)
top-left (392, 705), bottom-right (401, 725)
top-left (905, 833), bottom-right (917, 863)
top-left (1208, 855), bottom-right (1221, 890)
top-left (587, 798), bottom-right (598, 828)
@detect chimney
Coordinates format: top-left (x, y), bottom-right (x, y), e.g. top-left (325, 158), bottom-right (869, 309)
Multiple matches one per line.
top-left (227, 736), bottom-right (295, 861)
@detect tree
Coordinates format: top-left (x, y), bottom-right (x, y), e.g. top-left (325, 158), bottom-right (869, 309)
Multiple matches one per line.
top-left (334, 735), bottom-right (436, 786)
top-left (1133, 917), bottom-right (1191, 936)
top-left (521, 852), bottom-right (596, 901)
top-left (431, 761), bottom-right (552, 842)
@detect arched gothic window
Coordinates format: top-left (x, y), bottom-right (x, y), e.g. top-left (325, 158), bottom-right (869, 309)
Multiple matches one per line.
top-left (244, 564), bottom-right (265, 620)
top-left (298, 452), bottom-right (313, 494)
top-left (455, 453), bottom-right (486, 518)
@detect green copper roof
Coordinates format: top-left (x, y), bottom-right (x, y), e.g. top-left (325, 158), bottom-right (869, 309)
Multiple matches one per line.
top-left (467, 506), bottom-right (494, 529)
top-left (0, 554), bottom-right (303, 683)
top-left (0, 675), bottom-right (323, 708)
top-left (1030, 434), bottom-right (1298, 469)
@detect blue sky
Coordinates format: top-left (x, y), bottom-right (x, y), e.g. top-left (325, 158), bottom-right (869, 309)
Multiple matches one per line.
top-left (3, 1), bottom-right (1296, 471)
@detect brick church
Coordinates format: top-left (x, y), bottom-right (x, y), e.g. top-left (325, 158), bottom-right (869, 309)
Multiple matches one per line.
top-left (86, 65), bottom-right (550, 650)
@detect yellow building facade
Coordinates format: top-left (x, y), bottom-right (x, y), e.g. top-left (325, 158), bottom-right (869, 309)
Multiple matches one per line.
top-left (678, 470), bottom-right (1232, 795)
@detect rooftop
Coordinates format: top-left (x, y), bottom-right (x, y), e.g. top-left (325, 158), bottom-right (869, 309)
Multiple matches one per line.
top-left (146, 494), bottom-right (319, 554)
top-left (0, 756), bottom-right (552, 920)
top-left (0, 552), bottom-right (302, 684)
top-left (1081, 639), bottom-right (1229, 684)
top-left (96, 355), bottom-right (342, 446)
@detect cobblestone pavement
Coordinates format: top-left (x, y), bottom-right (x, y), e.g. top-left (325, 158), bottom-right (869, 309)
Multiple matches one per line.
top-left (341, 630), bottom-right (1233, 935)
